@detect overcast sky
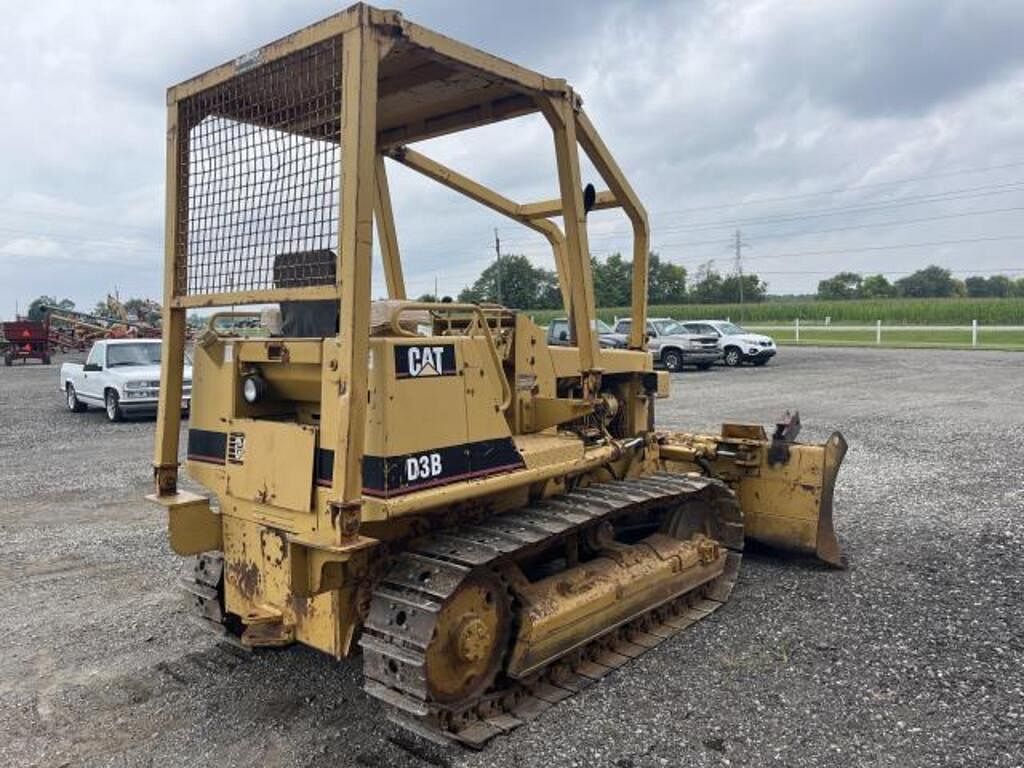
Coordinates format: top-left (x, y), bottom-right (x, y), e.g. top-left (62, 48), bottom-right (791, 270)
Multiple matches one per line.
top-left (2, 0), bottom-right (1024, 316)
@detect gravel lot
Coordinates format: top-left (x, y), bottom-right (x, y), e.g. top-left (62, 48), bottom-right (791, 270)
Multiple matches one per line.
top-left (1, 347), bottom-right (1021, 768)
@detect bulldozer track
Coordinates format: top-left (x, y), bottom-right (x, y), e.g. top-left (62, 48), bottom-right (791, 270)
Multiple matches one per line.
top-left (360, 472), bottom-right (743, 748)
top-left (181, 552), bottom-right (248, 649)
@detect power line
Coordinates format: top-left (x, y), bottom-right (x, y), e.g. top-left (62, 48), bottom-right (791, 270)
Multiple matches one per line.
top-left (638, 159), bottom-right (1024, 218)
top-left (631, 234), bottom-right (1024, 273)
top-left (736, 234), bottom-right (1024, 263)
top-left (497, 181), bottom-right (1024, 251)
top-left (753, 267), bottom-right (1024, 276)
top-left (6, 156), bottom-right (1021, 237)
top-left (403, 231), bottom-right (1024, 289)
top-left (652, 204), bottom-right (1024, 249)
top-left (511, 201), bottom-right (1024, 253)
top-left (496, 159), bottom-right (1024, 242)
top-left (587, 180), bottom-right (1024, 239)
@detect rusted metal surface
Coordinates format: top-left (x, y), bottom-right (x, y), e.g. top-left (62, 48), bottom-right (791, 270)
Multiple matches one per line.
top-left (227, 559), bottom-right (261, 602)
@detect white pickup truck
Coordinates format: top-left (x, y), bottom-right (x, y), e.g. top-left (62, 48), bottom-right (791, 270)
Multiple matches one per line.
top-left (59, 339), bottom-right (191, 421)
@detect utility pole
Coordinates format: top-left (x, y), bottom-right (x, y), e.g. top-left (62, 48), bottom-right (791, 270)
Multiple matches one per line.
top-left (493, 227), bottom-right (502, 304)
top-left (697, 259), bottom-right (715, 284)
top-left (694, 259), bottom-right (714, 303)
top-left (434, 275), bottom-right (438, 301)
top-left (733, 229), bottom-right (750, 321)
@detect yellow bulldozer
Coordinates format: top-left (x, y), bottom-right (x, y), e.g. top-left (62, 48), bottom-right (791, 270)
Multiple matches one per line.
top-left (149, 4), bottom-right (846, 747)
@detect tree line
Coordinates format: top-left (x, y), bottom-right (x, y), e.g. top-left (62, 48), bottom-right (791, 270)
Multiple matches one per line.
top-left (429, 252), bottom-right (767, 310)
top-left (817, 265), bottom-right (1024, 300)
top-left (25, 263), bottom-right (1016, 322)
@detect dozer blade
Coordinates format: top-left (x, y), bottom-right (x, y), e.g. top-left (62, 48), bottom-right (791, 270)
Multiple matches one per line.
top-left (660, 422), bottom-right (848, 567)
top-left (734, 431), bottom-right (847, 567)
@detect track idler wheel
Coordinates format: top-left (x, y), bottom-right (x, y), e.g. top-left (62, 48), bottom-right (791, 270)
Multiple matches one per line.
top-left (661, 493), bottom-right (744, 552)
top-left (424, 571), bottom-right (510, 706)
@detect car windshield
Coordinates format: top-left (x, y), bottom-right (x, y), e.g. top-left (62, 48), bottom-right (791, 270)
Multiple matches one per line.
top-left (653, 320), bottom-right (685, 335)
top-left (594, 319), bottom-right (614, 334)
top-left (106, 343), bottom-right (162, 367)
top-left (717, 322), bottom-right (746, 335)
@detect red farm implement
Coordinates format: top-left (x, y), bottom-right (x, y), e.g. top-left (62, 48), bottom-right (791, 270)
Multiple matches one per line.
top-left (1, 319), bottom-right (52, 365)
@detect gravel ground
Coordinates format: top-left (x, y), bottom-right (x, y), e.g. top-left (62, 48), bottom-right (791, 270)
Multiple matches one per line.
top-left (1, 347), bottom-right (1021, 768)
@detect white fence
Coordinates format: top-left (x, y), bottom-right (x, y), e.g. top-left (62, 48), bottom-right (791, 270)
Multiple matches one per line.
top-left (743, 320), bottom-right (1024, 349)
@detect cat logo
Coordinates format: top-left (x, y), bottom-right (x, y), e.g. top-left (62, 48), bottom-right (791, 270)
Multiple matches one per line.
top-left (395, 343), bottom-right (456, 379)
top-left (408, 346), bottom-right (445, 377)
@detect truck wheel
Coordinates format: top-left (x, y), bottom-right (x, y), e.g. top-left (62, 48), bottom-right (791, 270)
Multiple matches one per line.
top-left (723, 347), bottom-right (742, 367)
top-left (662, 349), bottom-right (683, 372)
top-left (105, 390), bottom-right (124, 422)
top-left (66, 384), bottom-right (87, 413)
top-left (3, 355), bottom-right (10, 367)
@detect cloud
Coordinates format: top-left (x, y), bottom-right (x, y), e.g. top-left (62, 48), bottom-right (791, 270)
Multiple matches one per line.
top-left (0, 236), bottom-right (67, 260)
top-left (2, 0), bottom-right (1024, 314)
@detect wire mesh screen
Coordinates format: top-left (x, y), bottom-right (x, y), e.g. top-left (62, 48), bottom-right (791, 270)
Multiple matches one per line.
top-left (176, 37), bottom-right (344, 297)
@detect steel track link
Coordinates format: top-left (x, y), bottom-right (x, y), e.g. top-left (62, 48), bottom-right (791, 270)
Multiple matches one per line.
top-left (181, 552), bottom-right (249, 649)
top-left (360, 472), bottom-right (743, 748)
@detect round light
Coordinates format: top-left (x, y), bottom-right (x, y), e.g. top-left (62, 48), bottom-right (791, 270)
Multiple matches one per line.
top-left (242, 375), bottom-right (265, 404)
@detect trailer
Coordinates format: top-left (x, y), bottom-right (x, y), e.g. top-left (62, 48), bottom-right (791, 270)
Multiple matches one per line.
top-left (2, 319), bottom-right (52, 365)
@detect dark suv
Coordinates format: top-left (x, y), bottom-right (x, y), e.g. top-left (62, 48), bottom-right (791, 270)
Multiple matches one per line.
top-left (546, 318), bottom-right (626, 348)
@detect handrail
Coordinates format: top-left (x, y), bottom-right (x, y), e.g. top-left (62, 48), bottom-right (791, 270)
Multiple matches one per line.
top-left (389, 301), bottom-right (512, 412)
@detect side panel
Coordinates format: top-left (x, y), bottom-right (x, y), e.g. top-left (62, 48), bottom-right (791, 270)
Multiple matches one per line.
top-left (224, 419), bottom-right (317, 513)
top-left (385, 340), bottom-right (469, 455)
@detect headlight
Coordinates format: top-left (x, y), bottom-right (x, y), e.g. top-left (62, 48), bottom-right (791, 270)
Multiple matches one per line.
top-left (242, 374), bottom-right (266, 404)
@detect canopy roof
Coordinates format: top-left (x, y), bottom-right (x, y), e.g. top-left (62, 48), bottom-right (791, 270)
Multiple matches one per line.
top-left (170, 3), bottom-right (568, 146)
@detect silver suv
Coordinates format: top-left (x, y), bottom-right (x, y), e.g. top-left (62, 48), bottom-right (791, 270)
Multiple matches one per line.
top-left (679, 320), bottom-right (777, 367)
top-left (613, 317), bottom-right (721, 371)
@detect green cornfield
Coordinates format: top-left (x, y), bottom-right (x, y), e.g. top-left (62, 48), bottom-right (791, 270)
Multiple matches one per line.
top-left (528, 297), bottom-right (1024, 326)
